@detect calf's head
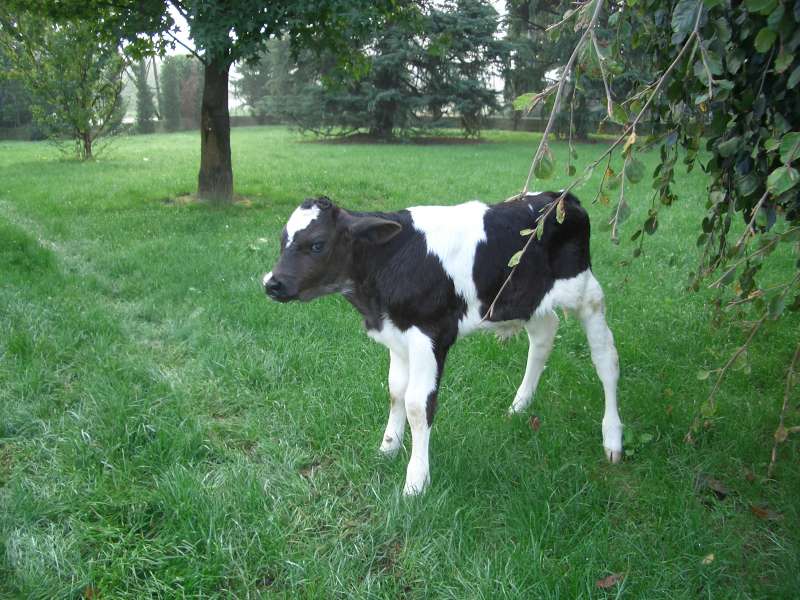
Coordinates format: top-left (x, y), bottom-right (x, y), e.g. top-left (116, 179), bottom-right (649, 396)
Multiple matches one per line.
top-left (263, 197), bottom-right (402, 302)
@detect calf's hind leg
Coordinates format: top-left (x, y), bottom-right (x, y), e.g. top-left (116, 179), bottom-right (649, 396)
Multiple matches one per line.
top-left (577, 273), bottom-right (623, 463)
top-left (508, 311), bottom-right (559, 415)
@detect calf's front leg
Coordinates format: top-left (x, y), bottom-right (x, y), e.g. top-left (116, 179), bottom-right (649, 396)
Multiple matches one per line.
top-left (402, 328), bottom-right (441, 496)
top-left (380, 349), bottom-right (408, 457)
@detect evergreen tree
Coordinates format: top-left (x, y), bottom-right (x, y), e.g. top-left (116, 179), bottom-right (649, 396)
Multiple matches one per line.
top-left (0, 45), bottom-right (32, 129)
top-left (133, 59), bottom-right (156, 133)
top-left (177, 57), bottom-right (202, 129)
top-left (159, 55), bottom-right (181, 131)
top-left (268, 0), bottom-right (505, 138)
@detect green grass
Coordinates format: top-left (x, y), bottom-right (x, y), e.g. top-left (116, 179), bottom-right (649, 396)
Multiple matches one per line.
top-left (0, 127), bottom-right (798, 598)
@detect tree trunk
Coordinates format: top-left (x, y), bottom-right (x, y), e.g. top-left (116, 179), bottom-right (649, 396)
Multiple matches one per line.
top-left (83, 132), bottom-right (93, 160)
top-left (198, 60), bottom-right (233, 203)
top-left (151, 55), bottom-right (162, 119)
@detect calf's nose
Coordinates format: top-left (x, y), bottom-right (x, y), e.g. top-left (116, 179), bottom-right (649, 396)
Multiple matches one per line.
top-left (265, 277), bottom-right (285, 297)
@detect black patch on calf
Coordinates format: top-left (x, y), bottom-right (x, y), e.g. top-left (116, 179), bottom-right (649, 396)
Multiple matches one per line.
top-left (344, 210), bottom-right (467, 337)
top-left (474, 192), bottom-right (590, 321)
top-left (426, 390), bottom-right (438, 427)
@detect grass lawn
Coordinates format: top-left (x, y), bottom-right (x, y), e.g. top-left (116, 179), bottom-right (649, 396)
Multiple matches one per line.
top-left (1, 126), bottom-right (798, 598)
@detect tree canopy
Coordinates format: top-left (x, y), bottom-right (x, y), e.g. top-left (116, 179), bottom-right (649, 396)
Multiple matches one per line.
top-left (510, 0), bottom-right (799, 455)
top-left (237, 0), bottom-right (507, 139)
top-left (11, 0), bottom-right (402, 201)
top-left (0, 11), bottom-right (126, 159)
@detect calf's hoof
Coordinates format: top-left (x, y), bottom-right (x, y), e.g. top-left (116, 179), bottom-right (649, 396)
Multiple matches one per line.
top-left (604, 446), bottom-right (623, 463)
top-left (403, 478), bottom-right (429, 497)
top-left (402, 467), bottom-right (430, 497)
top-left (379, 435), bottom-right (401, 458)
top-left (507, 394), bottom-right (531, 416)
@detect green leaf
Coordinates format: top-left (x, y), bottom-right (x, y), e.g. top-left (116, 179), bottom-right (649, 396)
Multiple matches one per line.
top-left (534, 218), bottom-right (545, 240)
top-left (533, 147), bottom-right (554, 180)
top-left (713, 17), bottom-right (731, 42)
top-left (719, 266), bottom-right (737, 285)
top-left (769, 294), bottom-right (786, 319)
top-left (671, 0), bottom-right (702, 46)
top-left (767, 165), bottom-right (799, 195)
top-left (508, 250), bottom-right (523, 267)
top-left (615, 199), bottom-right (632, 224)
top-left (754, 28), bottom-right (777, 53)
top-left (513, 93), bottom-right (535, 111)
top-left (744, 0), bottom-right (777, 13)
top-left (717, 137), bottom-right (740, 157)
top-left (727, 49), bottom-right (744, 74)
top-left (700, 399), bottom-right (717, 417)
top-left (736, 172), bottom-right (759, 197)
top-left (610, 102), bottom-right (628, 125)
top-left (779, 132), bottom-right (800, 163)
top-left (767, 4), bottom-right (785, 27)
top-left (697, 369), bottom-right (711, 380)
top-left (625, 158), bottom-right (646, 184)
top-left (556, 198), bottom-right (566, 224)
top-left (623, 132), bottom-right (637, 155)
top-left (789, 65), bottom-right (800, 89)
top-left (520, 228), bottom-right (534, 236)
top-left (567, 164), bottom-right (576, 176)
top-left (775, 51), bottom-right (794, 74)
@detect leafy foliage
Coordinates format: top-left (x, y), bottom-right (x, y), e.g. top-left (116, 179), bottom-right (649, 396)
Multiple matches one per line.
top-left (243, 0), bottom-right (507, 138)
top-left (0, 12), bottom-right (126, 159)
top-left (0, 43), bottom-right (32, 129)
top-left (133, 60), bottom-right (156, 134)
top-left (8, 0), bottom-right (400, 200)
top-left (513, 0), bottom-right (800, 451)
top-left (605, 0), bottom-right (800, 356)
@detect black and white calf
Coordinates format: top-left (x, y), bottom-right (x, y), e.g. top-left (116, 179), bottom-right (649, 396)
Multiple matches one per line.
top-left (263, 193), bottom-right (622, 495)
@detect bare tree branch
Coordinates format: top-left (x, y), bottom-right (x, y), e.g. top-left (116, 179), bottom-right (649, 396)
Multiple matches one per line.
top-left (768, 342), bottom-right (800, 477)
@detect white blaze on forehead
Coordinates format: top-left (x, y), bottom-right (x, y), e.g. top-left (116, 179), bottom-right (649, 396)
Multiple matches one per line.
top-left (285, 205), bottom-right (321, 247)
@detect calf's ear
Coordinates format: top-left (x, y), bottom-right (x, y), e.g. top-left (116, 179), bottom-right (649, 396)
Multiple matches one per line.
top-left (344, 214), bottom-right (402, 245)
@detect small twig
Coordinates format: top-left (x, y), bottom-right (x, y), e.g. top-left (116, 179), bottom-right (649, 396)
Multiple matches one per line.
top-left (733, 190), bottom-right (769, 249)
top-left (705, 312), bottom-right (768, 412)
top-left (769, 342), bottom-right (800, 477)
top-left (164, 28), bottom-right (206, 64)
top-left (697, 39), bottom-right (714, 100)
top-left (522, 0), bottom-right (605, 195)
top-left (707, 235), bottom-right (784, 289)
top-left (592, 30), bottom-right (614, 118)
top-left (567, 78), bottom-right (577, 175)
top-left (591, 154), bottom-right (614, 205)
top-left (545, 1), bottom-right (590, 33)
top-left (610, 152), bottom-right (629, 244)
top-left (756, 45), bottom-right (776, 99)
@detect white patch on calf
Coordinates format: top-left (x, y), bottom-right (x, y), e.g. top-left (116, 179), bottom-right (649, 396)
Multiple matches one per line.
top-left (367, 318), bottom-right (409, 359)
top-left (534, 268), bottom-right (597, 317)
top-left (285, 205), bottom-right (320, 247)
top-left (262, 271), bottom-right (273, 287)
top-left (408, 201), bottom-right (489, 335)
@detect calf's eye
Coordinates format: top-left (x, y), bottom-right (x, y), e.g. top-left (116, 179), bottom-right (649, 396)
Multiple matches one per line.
top-left (310, 241), bottom-right (325, 253)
